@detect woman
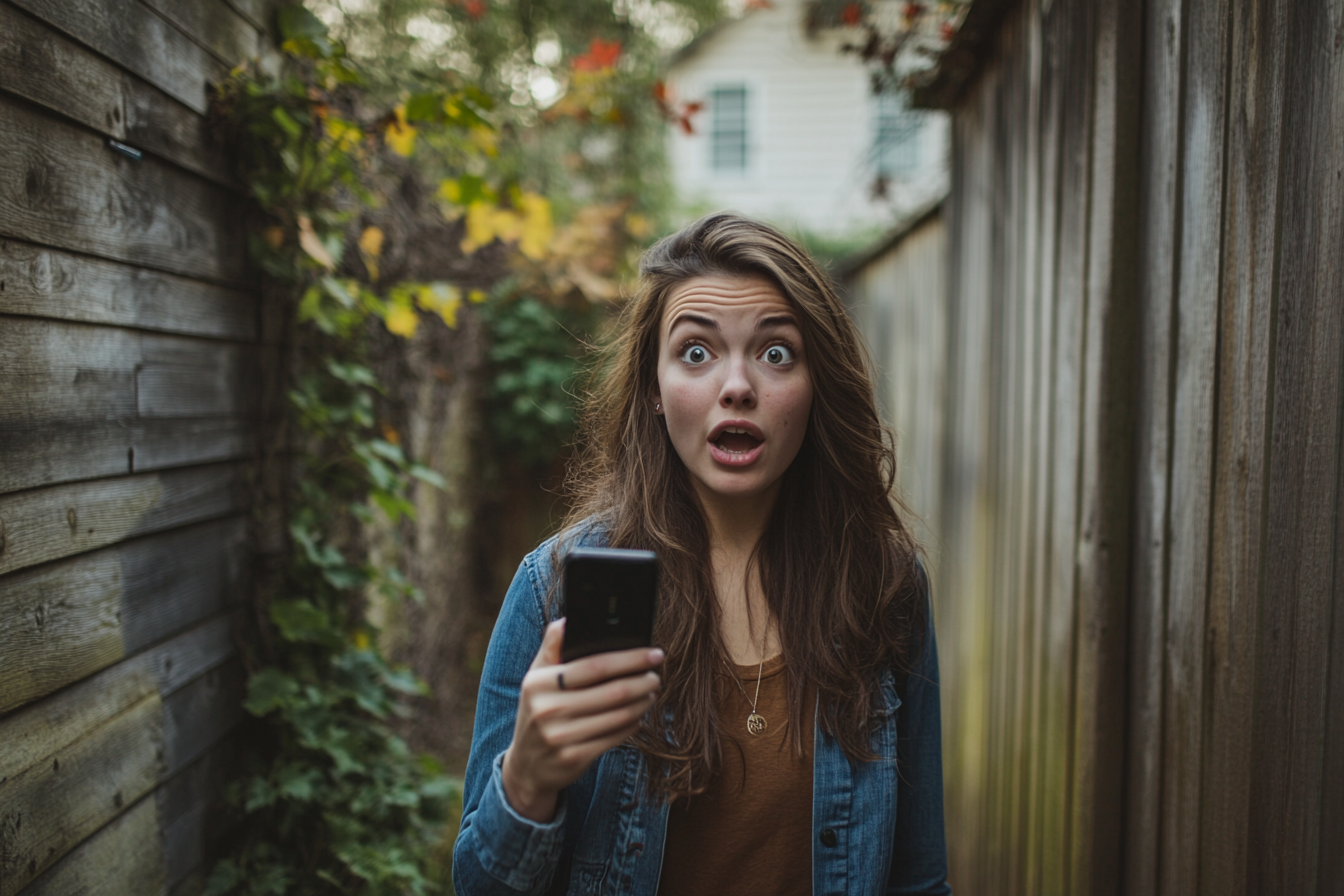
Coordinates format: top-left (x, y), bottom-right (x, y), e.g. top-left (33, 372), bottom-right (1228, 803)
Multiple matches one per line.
top-left (454, 214), bottom-right (950, 896)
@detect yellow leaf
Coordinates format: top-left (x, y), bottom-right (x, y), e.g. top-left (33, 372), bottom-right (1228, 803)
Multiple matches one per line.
top-left (297, 214), bottom-right (334, 268)
top-left (359, 226), bottom-right (384, 257)
top-left (384, 302), bottom-right (419, 337)
top-left (468, 289), bottom-right (487, 303)
top-left (384, 103), bottom-right (417, 156)
top-left (492, 208), bottom-right (523, 243)
top-left (517, 193), bottom-right (554, 260)
top-left (353, 631), bottom-right (370, 651)
top-left (327, 118), bottom-right (364, 151)
top-left (461, 200), bottom-right (495, 253)
top-left (437, 178), bottom-right (462, 203)
top-left (469, 125), bottom-right (498, 157)
top-left (415, 282), bottom-right (463, 328)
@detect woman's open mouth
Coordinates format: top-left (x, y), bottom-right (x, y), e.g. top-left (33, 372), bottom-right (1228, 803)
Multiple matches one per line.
top-left (708, 421), bottom-right (765, 466)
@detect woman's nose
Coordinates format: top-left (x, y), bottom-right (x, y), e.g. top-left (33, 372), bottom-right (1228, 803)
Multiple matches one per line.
top-left (718, 358), bottom-right (756, 409)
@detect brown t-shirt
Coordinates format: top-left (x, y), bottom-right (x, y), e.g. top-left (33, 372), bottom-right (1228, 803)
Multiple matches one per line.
top-left (656, 654), bottom-right (814, 896)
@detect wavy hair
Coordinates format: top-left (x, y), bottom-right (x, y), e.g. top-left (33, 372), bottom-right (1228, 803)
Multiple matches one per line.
top-left (556, 212), bottom-right (924, 798)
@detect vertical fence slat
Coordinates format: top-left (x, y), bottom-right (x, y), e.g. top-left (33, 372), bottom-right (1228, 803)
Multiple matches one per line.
top-left (1247, 0), bottom-right (1344, 891)
top-left (1197, 2), bottom-right (1287, 894)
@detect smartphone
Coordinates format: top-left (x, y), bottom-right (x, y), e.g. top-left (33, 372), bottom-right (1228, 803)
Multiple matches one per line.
top-left (560, 547), bottom-right (659, 663)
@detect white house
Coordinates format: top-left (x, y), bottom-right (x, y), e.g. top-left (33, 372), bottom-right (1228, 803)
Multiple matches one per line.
top-left (663, 0), bottom-right (949, 240)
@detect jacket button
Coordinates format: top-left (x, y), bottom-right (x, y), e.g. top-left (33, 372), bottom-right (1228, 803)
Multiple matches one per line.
top-left (819, 827), bottom-right (838, 848)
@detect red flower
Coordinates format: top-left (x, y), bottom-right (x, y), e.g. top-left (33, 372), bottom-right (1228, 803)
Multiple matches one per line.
top-left (841, 2), bottom-right (863, 25)
top-left (463, 0), bottom-right (485, 18)
top-left (573, 38), bottom-right (622, 72)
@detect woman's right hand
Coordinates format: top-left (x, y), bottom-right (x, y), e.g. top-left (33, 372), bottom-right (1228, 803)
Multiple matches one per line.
top-left (501, 618), bottom-right (664, 823)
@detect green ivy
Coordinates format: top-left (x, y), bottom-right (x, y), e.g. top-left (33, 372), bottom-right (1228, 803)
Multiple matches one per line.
top-left (479, 294), bottom-right (599, 470)
top-left (202, 7), bottom-right (507, 894)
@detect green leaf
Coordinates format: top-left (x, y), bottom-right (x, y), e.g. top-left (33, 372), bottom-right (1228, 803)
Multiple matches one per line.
top-left (404, 92), bottom-right (442, 123)
top-left (245, 668), bottom-right (300, 716)
top-left (409, 463), bottom-right (447, 490)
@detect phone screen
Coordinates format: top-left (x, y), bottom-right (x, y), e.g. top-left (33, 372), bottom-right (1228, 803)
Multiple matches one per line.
top-left (561, 547), bottom-right (659, 663)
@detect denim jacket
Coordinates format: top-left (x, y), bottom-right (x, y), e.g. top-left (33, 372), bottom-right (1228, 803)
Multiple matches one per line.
top-left (454, 526), bottom-right (951, 896)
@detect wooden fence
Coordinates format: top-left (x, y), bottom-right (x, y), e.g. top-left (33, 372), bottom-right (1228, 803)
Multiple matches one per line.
top-left (0, 1), bottom-right (275, 893)
top-left (847, 0), bottom-right (1344, 893)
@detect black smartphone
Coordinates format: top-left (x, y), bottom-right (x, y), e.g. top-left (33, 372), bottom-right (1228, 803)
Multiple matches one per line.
top-left (561, 547), bottom-right (659, 663)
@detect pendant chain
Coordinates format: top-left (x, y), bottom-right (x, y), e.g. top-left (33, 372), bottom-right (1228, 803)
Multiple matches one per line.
top-left (727, 655), bottom-right (768, 736)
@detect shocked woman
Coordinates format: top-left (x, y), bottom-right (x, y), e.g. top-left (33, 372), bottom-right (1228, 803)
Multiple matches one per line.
top-left (454, 213), bottom-right (950, 896)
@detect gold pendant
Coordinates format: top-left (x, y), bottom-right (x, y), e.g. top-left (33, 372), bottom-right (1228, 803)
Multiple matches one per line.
top-left (747, 712), bottom-right (767, 736)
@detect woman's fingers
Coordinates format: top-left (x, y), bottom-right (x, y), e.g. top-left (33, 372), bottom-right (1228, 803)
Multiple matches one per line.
top-left (532, 669), bottom-right (660, 719)
top-left (549, 645), bottom-right (665, 692)
top-left (540, 692), bottom-right (656, 748)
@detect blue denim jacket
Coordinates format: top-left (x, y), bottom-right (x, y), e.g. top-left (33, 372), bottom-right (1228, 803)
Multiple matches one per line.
top-left (454, 526), bottom-right (951, 896)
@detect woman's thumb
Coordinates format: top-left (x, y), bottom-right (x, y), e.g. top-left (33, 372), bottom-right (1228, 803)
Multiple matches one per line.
top-left (531, 618), bottom-right (565, 670)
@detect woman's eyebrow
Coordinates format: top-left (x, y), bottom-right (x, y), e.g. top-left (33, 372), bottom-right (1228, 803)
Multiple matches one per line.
top-left (668, 312), bottom-right (719, 333)
top-left (755, 314), bottom-right (799, 331)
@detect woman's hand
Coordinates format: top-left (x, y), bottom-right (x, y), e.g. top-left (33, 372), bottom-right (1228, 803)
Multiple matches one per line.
top-left (501, 618), bottom-right (664, 823)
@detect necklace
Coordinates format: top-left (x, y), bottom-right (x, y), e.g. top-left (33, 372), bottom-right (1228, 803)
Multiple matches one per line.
top-left (727, 657), bottom-right (768, 736)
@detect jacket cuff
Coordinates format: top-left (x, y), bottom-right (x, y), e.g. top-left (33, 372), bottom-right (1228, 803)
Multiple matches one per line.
top-left (472, 751), bottom-right (568, 891)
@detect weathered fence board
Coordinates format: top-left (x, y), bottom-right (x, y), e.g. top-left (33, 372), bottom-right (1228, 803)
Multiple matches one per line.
top-left (876, 0), bottom-right (1344, 892)
top-left (0, 97), bottom-right (247, 283)
top-left (0, 464), bottom-right (246, 577)
top-left (138, 0), bottom-right (260, 69)
top-left (0, 317), bottom-right (259, 426)
top-left (0, 614), bottom-right (235, 788)
top-left (1, 662), bottom-right (244, 895)
top-left (0, 3), bottom-right (236, 186)
top-left (0, 417), bottom-right (258, 497)
top-left (8, 0), bottom-right (226, 114)
top-left (0, 518), bottom-right (248, 716)
top-left (0, 239), bottom-right (255, 341)
top-left (15, 793), bottom-right (166, 896)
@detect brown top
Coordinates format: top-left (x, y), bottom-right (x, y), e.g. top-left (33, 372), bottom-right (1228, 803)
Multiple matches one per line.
top-left (656, 654), bottom-right (814, 896)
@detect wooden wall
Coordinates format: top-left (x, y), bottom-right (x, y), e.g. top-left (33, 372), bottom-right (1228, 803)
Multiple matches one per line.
top-left (843, 207), bottom-right (948, 570)
top-left (854, 0), bottom-right (1344, 893)
top-left (0, 1), bottom-right (275, 893)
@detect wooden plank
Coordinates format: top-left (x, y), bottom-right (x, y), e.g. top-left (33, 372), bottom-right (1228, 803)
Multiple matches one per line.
top-left (1320, 434), bottom-right (1344, 896)
top-left (220, 0), bottom-right (268, 31)
top-left (155, 737), bottom-right (239, 890)
top-left (8, 0), bottom-right (225, 114)
top-left (0, 97), bottom-right (248, 284)
top-left (0, 3), bottom-right (235, 186)
top-left (0, 317), bottom-right (258, 426)
top-left (0, 464), bottom-right (246, 577)
top-left (0, 240), bottom-right (255, 340)
top-left (1024, 0), bottom-right (1064, 886)
top-left (1124, 0), bottom-right (1186, 890)
top-left (13, 794), bottom-right (166, 896)
top-left (1, 662), bottom-right (243, 895)
top-left (1196, 2), bottom-right (1287, 894)
top-left (1159, 0), bottom-right (1233, 891)
top-left (1067, 1), bottom-right (1140, 894)
top-left (0, 417), bottom-right (259, 497)
top-left (1246, 0), bottom-right (1344, 889)
top-left (1036, 0), bottom-right (1094, 890)
top-left (0, 517), bottom-right (248, 715)
top-left (0, 614), bottom-right (235, 786)
top-left (138, 0), bottom-right (260, 68)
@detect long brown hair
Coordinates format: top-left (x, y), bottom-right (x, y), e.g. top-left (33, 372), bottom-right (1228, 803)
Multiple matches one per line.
top-left (557, 212), bottom-right (924, 798)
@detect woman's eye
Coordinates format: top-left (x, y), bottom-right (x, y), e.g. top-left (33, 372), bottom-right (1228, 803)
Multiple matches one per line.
top-left (680, 344), bottom-right (709, 364)
top-left (762, 345), bottom-right (795, 365)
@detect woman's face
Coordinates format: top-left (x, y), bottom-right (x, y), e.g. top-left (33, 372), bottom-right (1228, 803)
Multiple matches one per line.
top-left (654, 275), bottom-right (813, 506)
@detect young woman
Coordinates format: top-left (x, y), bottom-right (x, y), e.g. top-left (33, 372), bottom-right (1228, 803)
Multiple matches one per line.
top-left (454, 214), bottom-right (950, 896)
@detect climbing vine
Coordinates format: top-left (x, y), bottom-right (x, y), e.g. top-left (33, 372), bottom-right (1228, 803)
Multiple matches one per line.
top-left (202, 7), bottom-right (557, 894)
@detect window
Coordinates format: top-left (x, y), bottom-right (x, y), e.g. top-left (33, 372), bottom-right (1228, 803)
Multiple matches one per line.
top-left (709, 85), bottom-right (749, 173)
top-left (873, 91), bottom-right (924, 178)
